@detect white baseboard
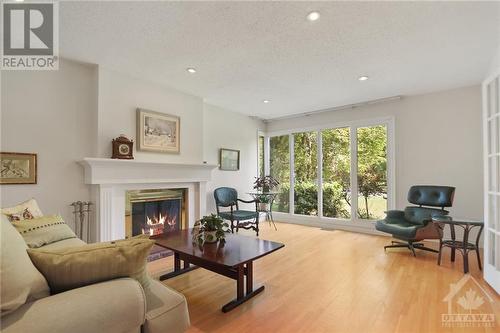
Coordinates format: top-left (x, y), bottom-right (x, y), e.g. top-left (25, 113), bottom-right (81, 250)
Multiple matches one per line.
top-left (269, 213), bottom-right (484, 249)
top-left (270, 212), bottom-right (387, 236)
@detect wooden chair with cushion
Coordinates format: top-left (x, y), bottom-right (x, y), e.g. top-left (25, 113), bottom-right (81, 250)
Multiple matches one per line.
top-left (214, 187), bottom-right (260, 236)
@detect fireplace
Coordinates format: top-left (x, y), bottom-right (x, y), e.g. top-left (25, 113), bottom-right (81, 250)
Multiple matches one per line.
top-left (132, 197), bottom-right (182, 236)
top-left (125, 188), bottom-right (187, 260)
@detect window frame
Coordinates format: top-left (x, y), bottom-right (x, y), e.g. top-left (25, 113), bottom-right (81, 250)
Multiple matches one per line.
top-left (265, 116), bottom-right (395, 228)
top-left (292, 130), bottom-right (319, 216)
top-left (257, 131), bottom-right (266, 178)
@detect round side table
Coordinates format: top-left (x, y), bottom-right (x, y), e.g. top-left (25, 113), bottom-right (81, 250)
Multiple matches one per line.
top-left (432, 216), bottom-right (484, 274)
top-left (247, 192), bottom-right (278, 231)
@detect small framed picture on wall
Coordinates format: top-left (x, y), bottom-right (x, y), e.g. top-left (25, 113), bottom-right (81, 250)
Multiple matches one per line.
top-left (219, 148), bottom-right (240, 171)
top-left (0, 152), bottom-right (37, 184)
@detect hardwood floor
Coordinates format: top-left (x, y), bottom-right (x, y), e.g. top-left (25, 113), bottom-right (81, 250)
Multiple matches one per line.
top-left (148, 222), bottom-right (499, 333)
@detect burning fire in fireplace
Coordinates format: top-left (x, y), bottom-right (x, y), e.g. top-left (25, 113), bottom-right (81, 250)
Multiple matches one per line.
top-left (142, 213), bottom-right (177, 236)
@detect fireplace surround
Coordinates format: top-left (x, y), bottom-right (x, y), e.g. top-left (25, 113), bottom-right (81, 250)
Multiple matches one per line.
top-left (79, 158), bottom-right (217, 242)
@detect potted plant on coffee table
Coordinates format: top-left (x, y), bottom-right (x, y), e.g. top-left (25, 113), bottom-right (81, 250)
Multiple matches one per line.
top-left (192, 214), bottom-right (229, 245)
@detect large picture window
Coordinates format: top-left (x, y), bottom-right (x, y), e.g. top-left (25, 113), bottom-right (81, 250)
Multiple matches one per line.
top-left (294, 131), bottom-right (318, 216)
top-left (266, 119), bottom-right (393, 222)
top-left (322, 127), bottom-right (351, 219)
top-left (356, 125), bottom-right (387, 219)
top-left (270, 135), bottom-right (290, 213)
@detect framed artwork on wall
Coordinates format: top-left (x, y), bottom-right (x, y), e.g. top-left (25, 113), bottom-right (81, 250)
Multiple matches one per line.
top-left (137, 108), bottom-right (180, 153)
top-left (0, 152), bottom-right (37, 184)
top-left (219, 148), bottom-right (240, 171)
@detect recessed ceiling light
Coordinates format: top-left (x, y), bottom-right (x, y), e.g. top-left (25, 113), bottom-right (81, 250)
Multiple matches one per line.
top-left (14, 0), bottom-right (25, 2)
top-left (306, 11), bottom-right (320, 21)
top-left (186, 67), bottom-right (196, 73)
top-left (358, 76), bottom-right (369, 81)
top-left (263, 100), bottom-right (270, 104)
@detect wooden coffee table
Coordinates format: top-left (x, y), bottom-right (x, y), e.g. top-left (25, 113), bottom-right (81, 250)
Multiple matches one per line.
top-left (153, 229), bottom-right (284, 312)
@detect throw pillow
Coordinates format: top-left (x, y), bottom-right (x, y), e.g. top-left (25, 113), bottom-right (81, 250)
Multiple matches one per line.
top-left (12, 215), bottom-right (78, 248)
top-left (28, 238), bottom-right (154, 294)
top-left (0, 215), bottom-right (50, 317)
top-left (5, 208), bottom-right (36, 222)
top-left (2, 198), bottom-right (43, 221)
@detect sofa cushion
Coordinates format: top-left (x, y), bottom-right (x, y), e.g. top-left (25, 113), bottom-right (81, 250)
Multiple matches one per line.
top-left (12, 215), bottom-right (78, 248)
top-left (0, 215), bottom-right (49, 316)
top-left (1, 198), bottom-right (43, 221)
top-left (40, 237), bottom-right (86, 250)
top-left (27, 238), bottom-right (154, 294)
top-left (4, 208), bottom-right (36, 222)
top-left (143, 279), bottom-right (190, 333)
top-left (1, 278), bottom-right (145, 333)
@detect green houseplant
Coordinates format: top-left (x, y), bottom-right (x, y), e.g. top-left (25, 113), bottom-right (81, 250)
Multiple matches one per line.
top-left (253, 176), bottom-right (280, 211)
top-left (254, 175), bottom-right (280, 192)
top-left (192, 214), bottom-right (228, 245)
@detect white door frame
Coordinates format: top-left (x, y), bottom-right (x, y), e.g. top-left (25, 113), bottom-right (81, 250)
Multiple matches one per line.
top-left (482, 68), bottom-right (500, 294)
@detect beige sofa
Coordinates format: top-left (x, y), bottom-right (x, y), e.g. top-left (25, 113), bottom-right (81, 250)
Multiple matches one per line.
top-left (1, 233), bottom-right (190, 333)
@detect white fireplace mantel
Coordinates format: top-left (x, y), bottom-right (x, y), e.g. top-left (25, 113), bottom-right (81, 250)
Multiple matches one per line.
top-left (79, 158), bottom-right (218, 242)
top-left (79, 158), bottom-right (217, 185)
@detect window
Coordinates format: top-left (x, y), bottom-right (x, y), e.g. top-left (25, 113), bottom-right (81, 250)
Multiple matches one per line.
top-left (356, 125), bottom-right (387, 219)
top-left (322, 127), bottom-right (351, 219)
top-left (266, 118), bottom-right (393, 222)
top-left (294, 131), bottom-right (318, 216)
top-left (270, 135), bottom-right (290, 213)
top-left (258, 135), bottom-right (265, 178)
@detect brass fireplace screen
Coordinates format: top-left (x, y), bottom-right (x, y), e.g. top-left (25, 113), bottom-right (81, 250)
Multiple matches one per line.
top-left (125, 188), bottom-right (187, 238)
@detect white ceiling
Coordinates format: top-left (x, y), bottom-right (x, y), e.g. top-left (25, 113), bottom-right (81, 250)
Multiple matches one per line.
top-left (60, 1), bottom-right (500, 119)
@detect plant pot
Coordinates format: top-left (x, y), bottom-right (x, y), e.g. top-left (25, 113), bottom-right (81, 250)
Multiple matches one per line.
top-left (258, 202), bottom-right (270, 211)
top-left (203, 231), bottom-right (218, 243)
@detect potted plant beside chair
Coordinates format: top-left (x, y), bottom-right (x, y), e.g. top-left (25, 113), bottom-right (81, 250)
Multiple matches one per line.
top-left (253, 176), bottom-right (279, 211)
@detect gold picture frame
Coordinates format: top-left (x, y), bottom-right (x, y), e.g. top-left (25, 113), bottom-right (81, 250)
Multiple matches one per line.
top-left (137, 108), bottom-right (180, 153)
top-left (0, 152), bottom-right (37, 184)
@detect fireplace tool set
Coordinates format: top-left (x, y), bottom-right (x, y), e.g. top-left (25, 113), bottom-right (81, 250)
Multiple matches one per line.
top-left (70, 201), bottom-right (92, 242)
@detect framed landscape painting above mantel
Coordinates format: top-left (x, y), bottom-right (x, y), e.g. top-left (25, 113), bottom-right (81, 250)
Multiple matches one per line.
top-left (0, 152), bottom-right (37, 184)
top-left (137, 108), bottom-right (180, 153)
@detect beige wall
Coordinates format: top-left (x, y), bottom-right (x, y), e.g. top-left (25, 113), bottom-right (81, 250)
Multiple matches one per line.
top-left (97, 67), bottom-right (204, 163)
top-left (0, 59), bottom-right (97, 227)
top-left (266, 85), bottom-right (484, 220)
top-left (487, 43), bottom-right (500, 75)
top-left (203, 104), bottom-right (264, 213)
top-left (0, 56), bottom-right (484, 235)
top-left (96, 69), bottom-right (266, 213)
top-left (1, 60), bottom-right (265, 225)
